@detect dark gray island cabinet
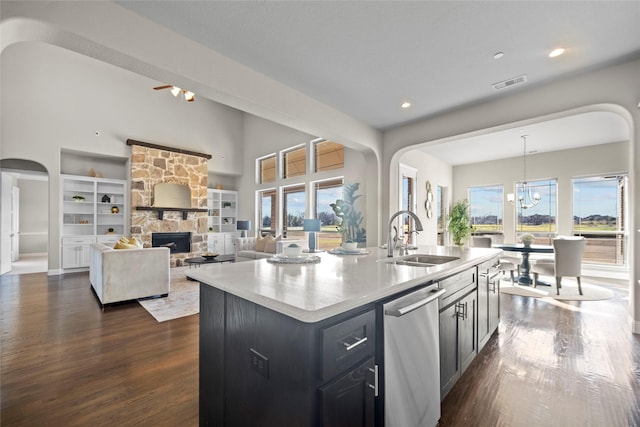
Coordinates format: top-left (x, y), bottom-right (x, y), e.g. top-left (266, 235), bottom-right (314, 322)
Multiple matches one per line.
top-left (196, 248), bottom-right (502, 426)
top-left (200, 284), bottom-right (377, 427)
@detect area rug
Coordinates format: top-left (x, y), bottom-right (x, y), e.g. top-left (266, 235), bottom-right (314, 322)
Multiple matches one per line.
top-left (499, 278), bottom-right (613, 301)
top-left (138, 267), bottom-right (199, 322)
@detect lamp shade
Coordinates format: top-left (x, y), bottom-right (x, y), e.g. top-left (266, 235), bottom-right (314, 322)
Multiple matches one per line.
top-left (237, 220), bottom-right (251, 237)
top-left (237, 220), bottom-right (251, 231)
top-left (303, 219), bottom-right (321, 232)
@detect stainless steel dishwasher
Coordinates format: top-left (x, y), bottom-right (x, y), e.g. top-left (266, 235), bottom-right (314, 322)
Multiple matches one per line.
top-left (382, 284), bottom-right (445, 427)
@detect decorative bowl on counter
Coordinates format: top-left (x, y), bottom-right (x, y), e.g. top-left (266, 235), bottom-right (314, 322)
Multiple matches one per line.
top-left (283, 243), bottom-right (302, 258)
top-left (341, 241), bottom-right (358, 251)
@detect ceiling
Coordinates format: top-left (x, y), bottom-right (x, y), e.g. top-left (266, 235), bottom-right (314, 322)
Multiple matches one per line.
top-left (116, 1), bottom-right (640, 162)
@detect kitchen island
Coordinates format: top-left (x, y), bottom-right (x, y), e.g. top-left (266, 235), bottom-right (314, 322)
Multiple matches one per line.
top-left (188, 245), bottom-right (501, 426)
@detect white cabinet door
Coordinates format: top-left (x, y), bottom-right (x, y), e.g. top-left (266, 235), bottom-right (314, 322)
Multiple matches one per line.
top-left (62, 244), bottom-right (91, 268)
top-left (208, 235), bottom-right (224, 254)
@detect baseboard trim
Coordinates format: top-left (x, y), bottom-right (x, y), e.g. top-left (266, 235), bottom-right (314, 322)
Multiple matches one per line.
top-left (48, 269), bottom-right (63, 276)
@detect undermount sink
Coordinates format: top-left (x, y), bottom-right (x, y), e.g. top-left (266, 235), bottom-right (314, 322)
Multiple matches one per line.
top-left (379, 254), bottom-right (460, 267)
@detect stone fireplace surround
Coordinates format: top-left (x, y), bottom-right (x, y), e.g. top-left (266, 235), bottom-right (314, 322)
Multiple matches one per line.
top-left (127, 139), bottom-right (211, 267)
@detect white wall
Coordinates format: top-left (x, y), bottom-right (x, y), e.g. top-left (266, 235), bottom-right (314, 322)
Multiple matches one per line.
top-left (1, 42), bottom-right (244, 271)
top-left (397, 150), bottom-right (452, 246)
top-left (452, 141), bottom-right (629, 244)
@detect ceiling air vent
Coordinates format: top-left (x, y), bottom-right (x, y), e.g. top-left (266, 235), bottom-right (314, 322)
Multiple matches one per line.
top-left (492, 74), bottom-right (528, 90)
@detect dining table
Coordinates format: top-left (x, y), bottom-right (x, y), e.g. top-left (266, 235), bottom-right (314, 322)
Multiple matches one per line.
top-left (493, 243), bottom-right (554, 286)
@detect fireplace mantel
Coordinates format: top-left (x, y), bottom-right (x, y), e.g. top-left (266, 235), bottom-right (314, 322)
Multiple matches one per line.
top-left (136, 206), bottom-right (207, 220)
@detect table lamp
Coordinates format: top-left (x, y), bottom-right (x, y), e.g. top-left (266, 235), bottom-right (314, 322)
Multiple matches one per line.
top-left (237, 220), bottom-right (251, 238)
top-left (303, 219), bottom-right (322, 252)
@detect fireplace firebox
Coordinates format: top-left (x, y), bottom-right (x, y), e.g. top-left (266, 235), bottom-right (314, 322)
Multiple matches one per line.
top-left (152, 232), bottom-right (191, 254)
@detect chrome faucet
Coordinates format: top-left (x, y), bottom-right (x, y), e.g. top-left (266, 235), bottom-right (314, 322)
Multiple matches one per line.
top-left (387, 210), bottom-right (423, 257)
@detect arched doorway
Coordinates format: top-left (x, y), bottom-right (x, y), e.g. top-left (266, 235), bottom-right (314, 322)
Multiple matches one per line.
top-left (0, 159), bottom-right (49, 275)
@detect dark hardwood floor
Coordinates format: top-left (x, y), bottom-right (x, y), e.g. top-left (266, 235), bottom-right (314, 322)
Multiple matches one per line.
top-left (1, 271), bottom-right (638, 426)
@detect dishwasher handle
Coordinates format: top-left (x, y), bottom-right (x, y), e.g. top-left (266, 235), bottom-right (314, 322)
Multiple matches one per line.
top-left (385, 288), bottom-right (446, 317)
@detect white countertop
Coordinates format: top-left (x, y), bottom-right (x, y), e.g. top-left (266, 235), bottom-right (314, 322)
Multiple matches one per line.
top-left (187, 245), bottom-right (501, 323)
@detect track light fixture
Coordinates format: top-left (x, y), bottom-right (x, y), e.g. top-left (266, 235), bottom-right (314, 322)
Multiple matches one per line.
top-left (153, 85), bottom-right (196, 102)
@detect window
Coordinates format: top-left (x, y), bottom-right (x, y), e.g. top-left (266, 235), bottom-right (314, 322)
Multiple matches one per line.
top-left (258, 189), bottom-right (277, 236)
top-left (282, 184), bottom-right (306, 239)
top-left (573, 175), bottom-right (627, 265)
top-left (515, 178), bottom-right (557, 244)
top-left (258, 155), bottom-right (276, 184)
top-left (283, 146), bottom-right (306, 179)
top-left (468, 185), bottom-right (503, 233)
top-left (314, 140), bottom-right (344, 172)
top-left (314, 178), bottom-right (343, 249)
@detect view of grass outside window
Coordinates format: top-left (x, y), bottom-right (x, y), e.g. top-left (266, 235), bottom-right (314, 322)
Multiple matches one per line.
top-left (314, 140), bottom-right (344, 172)
top-left (468, 185), bottom-right (503, 234)
top-left (515, 178), bottom-right (557, 244)
top-left (573, 175), bottom-right (627, 265)
top-left (283, 184), bottom-right (306, 239)
top-left (259, 155), bottom-right (276, 184)
top-left (283, 146), bottom-right (306, 179)
top-left (314, 178), bottom-right (344, 250)
top-left (258, 189), bottom-right (276, 236)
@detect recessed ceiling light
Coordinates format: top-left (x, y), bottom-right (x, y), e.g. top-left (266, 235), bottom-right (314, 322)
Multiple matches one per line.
top-left (493, 52), bottom-right (504, 59)
top-left (549, 48), bottom-right (565, 58)
top-left (401, 101), bottom-right (411, 109)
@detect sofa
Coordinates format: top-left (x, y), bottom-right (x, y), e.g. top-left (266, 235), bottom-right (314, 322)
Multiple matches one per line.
top-left (234, 237), bottom-right (306, 260)
top-left (89, 243), bottom-right (171, 307)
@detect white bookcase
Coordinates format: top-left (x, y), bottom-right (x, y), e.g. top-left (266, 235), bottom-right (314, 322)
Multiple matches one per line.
top-left (60, 174), bottom-right (128, 269)
top-left (207, 189), bottom-right (239, 254)
top-left (207, 189), bottom-right (238, 233)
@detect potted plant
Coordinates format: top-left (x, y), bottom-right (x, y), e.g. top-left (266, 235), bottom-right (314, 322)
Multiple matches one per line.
top-left (448, 199), bottom-right (473, 246)
top-left (330, 183), bottom-right (366, 245)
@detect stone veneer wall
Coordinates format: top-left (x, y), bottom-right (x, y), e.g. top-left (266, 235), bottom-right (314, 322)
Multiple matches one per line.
top-left (129, 145), bottom-right (208, 267)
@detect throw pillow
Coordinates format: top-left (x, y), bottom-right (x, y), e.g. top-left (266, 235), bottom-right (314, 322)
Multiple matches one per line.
top-left (114, 236), bottom-right (142, 250)
top-left (255, 234), bottom-right (267, 252)
top-left (264, 235), bottom-right (281, 254)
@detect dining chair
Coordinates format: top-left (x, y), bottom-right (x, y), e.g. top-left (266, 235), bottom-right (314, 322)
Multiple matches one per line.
top-left (471, 236), bottom-right (517, 283)
top-left (531, 237), bottom-right (587, 295)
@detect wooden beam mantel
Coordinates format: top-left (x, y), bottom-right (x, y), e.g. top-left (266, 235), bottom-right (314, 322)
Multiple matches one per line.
top-left (136, 206), bottom-right (208, 220)
top-left (126, 139), bottom-right (212, 159)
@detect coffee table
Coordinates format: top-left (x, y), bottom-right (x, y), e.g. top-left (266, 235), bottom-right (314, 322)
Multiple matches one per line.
top-left (184, 254), bottom-right (235, 268)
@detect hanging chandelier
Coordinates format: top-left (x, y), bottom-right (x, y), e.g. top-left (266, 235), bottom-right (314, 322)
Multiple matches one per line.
top-left (507, 135), bottom-right (541, 209)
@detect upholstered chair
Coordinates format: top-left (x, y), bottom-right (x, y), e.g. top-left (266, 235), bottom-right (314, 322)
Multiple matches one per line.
top-left (471, 236), bottom-right (517, 283)
top-left (532, 237), bottom-right (587, 295)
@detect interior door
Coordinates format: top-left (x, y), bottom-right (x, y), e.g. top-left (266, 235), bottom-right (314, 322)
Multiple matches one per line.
top-left (399, 164), bottom-right (417, 245)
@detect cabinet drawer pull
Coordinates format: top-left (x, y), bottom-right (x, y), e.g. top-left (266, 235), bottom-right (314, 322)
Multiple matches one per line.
top-left (368, 365), bottom-right (379, 396)
top-left (343, 336), bottom-right (367, 351)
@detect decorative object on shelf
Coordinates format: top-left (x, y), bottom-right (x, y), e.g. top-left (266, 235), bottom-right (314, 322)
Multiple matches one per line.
top-left (237, 220), bottom-right (251, 238)
top-left (111, 206), bottom-right (119, 214)
top-left (222, 201), bottom-right (232, 208)
top-left (448, 199), bottom-right (473, 246)
top-left (520, 233), bottom-right (535, 247)
top-left (88, 168), bottom-right (96, 177)
top-left (267, 254), bottom-right (321, 264)
top-left (106, 228), bottom-right (115, 234)
top-left (78, 219), bottom-right (90, 224)
top-left (216, 184), bottom-right (224, 190)
top-left (303, 219), bottom-right (322, 252)
top-left (72, 195), bottom-right (85, 202)
top-left (101, 194), bottom-right (111, 203)
top-left (208, 227), bottom-right (213, 232)
top-left (330, 182), bottom-right (366, 246)
top-left (424, 181), bottom-right (434, 218)
top-left (507, 135), bottom-right (542, 210)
